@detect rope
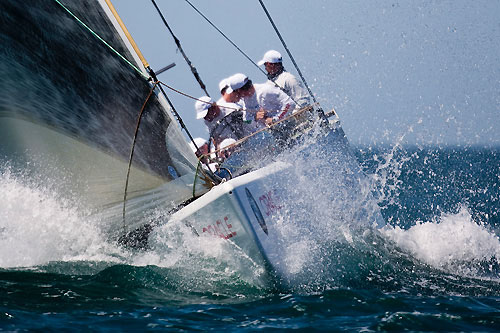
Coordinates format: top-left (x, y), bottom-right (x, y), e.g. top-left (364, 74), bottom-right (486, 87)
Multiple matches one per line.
top-left (151, 0), bottom-right (210, 97)
top-left (205, 103), bottom-right (317, 157)
top-left (122, 81), bottom-right (158, 234)
top-left (120, 80), bottom-right (219, 232)
top-left (144, 68), bottom-right (214, 176)
top-left (158, 81), bottom-right (245, 114)
top-left (52, 0), bottom-right (148, 80)
top-left (157, 80), bottom-right (296, 115)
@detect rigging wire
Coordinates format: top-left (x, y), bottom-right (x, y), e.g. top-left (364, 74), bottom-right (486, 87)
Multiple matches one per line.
top-left (102, 0), bottom-right (213, 168)
top-left (148, 69), bottom-right (218, 178)
top-left (157, 80), bottom-right (310, 115)
top-left (150, 0), bottom-right (210, 97)
top-left (122, 81), bottom-right (158, 234)
top-left (55, 0), bottom-right (327, 232)
top-left (182, 0), bottom-right (301, 106)
top-left (183, 0), bottom-right (267, 77)
top-left (53, 0), bottom-right (147, 79)
top-left (257, 0), bottom-right (326, 118)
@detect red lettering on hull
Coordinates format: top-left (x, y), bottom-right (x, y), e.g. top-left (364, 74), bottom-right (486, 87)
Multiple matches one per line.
top-left (202, 216), bottom-right (236, 239)
top-left (259, 190), bottom-right (282, 216)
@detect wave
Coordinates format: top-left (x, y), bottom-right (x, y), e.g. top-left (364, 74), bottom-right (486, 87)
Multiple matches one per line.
top-left (2, 146), bottom-right (500, 299)
top-left (0, 167), bottom-right (124, 268)
top-left (0, 167), bottom-right (268, 298)
top-left (382, 206), bottom-right (500, 279)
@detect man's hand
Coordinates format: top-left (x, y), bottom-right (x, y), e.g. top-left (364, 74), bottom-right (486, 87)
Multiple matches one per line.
top-left (264, 117), bottom-right (273, 126)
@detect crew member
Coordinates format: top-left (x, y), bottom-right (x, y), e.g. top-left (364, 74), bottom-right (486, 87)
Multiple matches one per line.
top-left (217, 78), bottom-right (240, 105)
top-left (194, 96), bottom-right (243, 148)
top-left (216, 77), bottom-right (252, 136)
top-left (257, 49), bottom-right (310, 109)
top-left (188, 137), bottom-right (210, 163)
top-left (226, 73), bottom-right (295, 130)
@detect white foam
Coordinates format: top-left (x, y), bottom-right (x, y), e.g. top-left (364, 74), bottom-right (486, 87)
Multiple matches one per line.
top-left (382, 206), bottom-right (500, 276)
top-left (135, 221), bottom-right (268, 285)
top-left (0, 169), bottom-right (123, 268)
top-left (0, 167), bottom-right (267, 288)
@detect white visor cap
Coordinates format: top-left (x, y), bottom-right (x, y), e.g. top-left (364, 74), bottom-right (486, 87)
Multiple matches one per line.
top-left (218, 78), bottom-right (229, 93)
top-left (226, 73), bottom-right (249, 94)
top-left (257, 50), bottom-right (282, 66)
top-left (219, 138), bottom-right (237, 150)
top-left (195, 96), bottom-right (213, 119)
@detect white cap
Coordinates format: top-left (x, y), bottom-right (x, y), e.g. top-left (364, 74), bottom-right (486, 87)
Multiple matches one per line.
top-left (219, 138), bottom-right (236, 150)
top-left (218, 78), bottom-right (229, 93)
top-left (257, 50), bottom-right (282, 66)
top-left (195, 96), bottom-right (213, 119)
top-left (226, 73), bottom-right (249, 94)
top-left (189, 137), bottom-right (207, 153)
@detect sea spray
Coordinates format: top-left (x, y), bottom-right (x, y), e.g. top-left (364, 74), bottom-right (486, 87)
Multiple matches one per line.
top-left (0, 168), bottom-right (124, 268)
top-left (2, 140), bottom-right (498, 297)
top-left (0, 167), bottom-right (269, 301)
top-left (240, 127), bottom-right (390, 290)
top-left (355, 144), bottom-right (500, 280)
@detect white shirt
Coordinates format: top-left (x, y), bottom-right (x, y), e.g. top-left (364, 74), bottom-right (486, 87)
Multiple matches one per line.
top-left (216, 98), bottom-right (241, 115)
top-left (241, 83), bottom-right (295, 131)
top-left (267, 71), bottom-right (310, 109)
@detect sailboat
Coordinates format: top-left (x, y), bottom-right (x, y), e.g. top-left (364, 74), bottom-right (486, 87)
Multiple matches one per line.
top-left (0, 0), bottom-right (384, 286)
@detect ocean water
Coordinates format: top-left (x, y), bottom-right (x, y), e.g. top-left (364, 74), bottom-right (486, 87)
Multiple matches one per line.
top-left (1, 145), bottom-right (499, 331)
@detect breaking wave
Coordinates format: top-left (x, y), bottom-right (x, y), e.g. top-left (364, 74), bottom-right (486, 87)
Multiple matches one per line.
top-left (0, 167), bottom-right (123, 268)
top-left (383, 206), bottom-right (500, 279)
top-left (1, 143), bottom-right (499, 298)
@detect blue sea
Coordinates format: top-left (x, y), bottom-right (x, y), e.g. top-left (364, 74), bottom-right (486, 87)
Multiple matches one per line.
top-left (1, 146), bottom-right (499, 331)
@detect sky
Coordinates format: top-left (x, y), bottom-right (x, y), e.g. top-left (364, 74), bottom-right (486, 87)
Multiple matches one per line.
top-left (112, 0), bottom-right (500, 147)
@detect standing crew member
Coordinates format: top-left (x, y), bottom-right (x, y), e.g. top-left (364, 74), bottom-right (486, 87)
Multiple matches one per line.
top-left (257, 49), bottom-right (310, 109)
